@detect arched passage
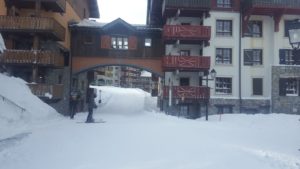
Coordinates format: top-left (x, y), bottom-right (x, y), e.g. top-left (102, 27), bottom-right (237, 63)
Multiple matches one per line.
top-left (72, 57), bottom-right (163, 77)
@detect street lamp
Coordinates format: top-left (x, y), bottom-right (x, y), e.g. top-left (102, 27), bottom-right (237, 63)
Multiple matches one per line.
top-left (204, 69), bottom-right (217, 121)
top-left (288, 19), bottom-right (300, 64)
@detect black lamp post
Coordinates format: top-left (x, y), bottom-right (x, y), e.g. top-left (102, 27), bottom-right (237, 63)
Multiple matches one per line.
top-left (288, 19), bottom-right (300, 64)
top-left (205, 69), bottom-right (217, 121)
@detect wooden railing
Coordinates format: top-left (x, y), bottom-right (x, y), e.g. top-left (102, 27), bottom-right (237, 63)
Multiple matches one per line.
top-left (163, 0), bottom-right (211, 9)
top-left (163, 55), bottom-right (210, 71)
top-left (0, 49), bottom-right (64, 67)
top-left (163, 86), bottom-right (210, 100)
top-left (27, 84), bottom-right (64, 100)
top-left (0, 16), bottom-right (65, 41)
top-left (9, 0), bottom-right (66, 13)
top-left (163, 25), bottom-right (211, 41)
top-left (244, 0), bottom-right (300, 8)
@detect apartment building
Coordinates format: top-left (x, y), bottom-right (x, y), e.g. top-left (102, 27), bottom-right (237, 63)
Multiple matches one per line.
top-left (147, 0), bottom-right (300, 115)
top-left (0, 0), bottom-right (99, 114)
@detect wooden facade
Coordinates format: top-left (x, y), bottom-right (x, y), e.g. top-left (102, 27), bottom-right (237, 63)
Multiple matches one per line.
top-left (0, 16), bottom-right (65, 41)
top-left (1, 49), bottom-right (64, 67)
top-left (5, 0), bottom-right (66, 13)
top-left (28, 84), bottom-right (64, 100)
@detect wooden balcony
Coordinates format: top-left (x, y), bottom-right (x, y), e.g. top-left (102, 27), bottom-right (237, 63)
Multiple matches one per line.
top-left (6, 0), bottom-right (66, 13)
top-left (0, 16), bottom-right (65, 41)
top-left (163, 86), bottom-right (210, 100)
top-left (243, 0), bottom-right (300, 11)
top-left (163, 55), bottom-right (210, 71)
top-left (0, 49), bottom-right (64, 67)
top-left (27, 84), bottom-right (64, 100)
top-left (163, 0), bottom-right (211, 17)
top-left (242, 0), bottom-right (300, 33)
top-left (163, 25), bottom-right (211, 41)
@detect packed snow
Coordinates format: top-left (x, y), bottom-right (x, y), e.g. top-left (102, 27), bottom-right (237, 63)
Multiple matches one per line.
top-left (0, 74), bottom-right (300, 169)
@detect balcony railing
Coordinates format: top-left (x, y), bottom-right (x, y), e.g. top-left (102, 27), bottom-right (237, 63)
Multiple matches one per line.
top-left (163, 55), bottom-right (210, 71)
top-left (163, 25), bottom-right (211, 41)
top-left (27, 84), bottom-right (64, 100)
top-left (163, 86), bottom-right (210, 100)
top-left (7, 0), bottom-right (66, 13)
top-left (163, 0), bottom-right (211, 9)
top-left (244, 0), bottom-right (300, 9)
top-left (0, 16), bottom-right (65, 41)
top-left (0, 49), bottom-right (64, 67)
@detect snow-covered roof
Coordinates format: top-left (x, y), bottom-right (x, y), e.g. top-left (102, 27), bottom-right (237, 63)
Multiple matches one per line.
top-left (73, 19), bottom-right (105, 28)
top-left (0, 33), bottom-right (6, 53)
top-left (141, 71), bottom-right (152, 77)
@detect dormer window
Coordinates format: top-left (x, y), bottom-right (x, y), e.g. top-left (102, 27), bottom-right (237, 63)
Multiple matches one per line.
top-left (112, 36), bottom-right (128, 50)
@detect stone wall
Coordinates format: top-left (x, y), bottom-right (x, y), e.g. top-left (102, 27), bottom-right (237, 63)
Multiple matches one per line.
top-left (272, 66), bottom-right (300, 114)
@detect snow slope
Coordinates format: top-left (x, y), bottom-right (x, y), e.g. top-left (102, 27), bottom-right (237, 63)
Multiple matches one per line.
top-left (0, 81), bottom-right (299, 169)
top-left (0, 74), bottom-right (61, 138)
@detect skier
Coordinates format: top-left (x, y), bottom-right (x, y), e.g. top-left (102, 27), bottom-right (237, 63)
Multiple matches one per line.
top-left (86, 88), bottom-right (97, 123)
top-left (70, 89), bottom-right (80, 119)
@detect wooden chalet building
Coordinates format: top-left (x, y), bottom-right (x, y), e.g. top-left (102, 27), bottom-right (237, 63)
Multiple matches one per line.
top-left (0, 0), bottom-right (99, 114)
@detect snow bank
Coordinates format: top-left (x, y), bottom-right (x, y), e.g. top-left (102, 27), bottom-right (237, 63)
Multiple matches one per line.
top-left (91, 86), bottom-right (154, 116)
top-left (0, 74), bottom-right (61, 138)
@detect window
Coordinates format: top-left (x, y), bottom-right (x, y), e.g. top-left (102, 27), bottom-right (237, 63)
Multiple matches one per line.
top-left (244, 21), bottom-right (262, 37)
top-left (253, 78), bottom-right (263, 95)
top-left (284, 20), bottom-right (294, 37)
top-left (279, 49), bottom-right (294, 65)
top-left (217, 0), bottom-right (232, 8)
top-left (217, 105), bottom-right (233, 114)
top-left (180, 78), bottom-right (190, 86)
top-left (244, 49), bottom-right (263, 66)
top-left (215, 77), bottom-right (232, 94)
top-left (111, 36), bottom-right (128, 49)
top-left (216, 48), bottom-right (232, 64)
top-left (180, 50), bottom-right (190, 56)
top-left (145, 38), bottom-right (151, 47)
top-left (216, 20), bottom-right (232, 36)
top-left (279, 78), bottom-right (300, 96)
top-left (180, 105), bottom-right (189, 116)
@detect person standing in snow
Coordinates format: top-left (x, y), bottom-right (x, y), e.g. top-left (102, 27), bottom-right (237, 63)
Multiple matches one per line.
top-left (86, 88), bottom-right (97, 123)
top-left (70, 89), bottom-right (80, 119)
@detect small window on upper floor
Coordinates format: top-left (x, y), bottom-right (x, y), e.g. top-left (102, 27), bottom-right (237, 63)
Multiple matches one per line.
top-left (216, 20), bottom-right (232, 37)
top-left (145, 38), bottom-right (152, 47)
top-left (111, 36), bottom-right (128, 50)
top-left (284, 20), bottom-right (294, 37)
top-left (244, 21), bottom-right (263, 37)
top-left (217, 0), bottom-right (232, 8)
top-left (180, 50), bottom-right (190, 56)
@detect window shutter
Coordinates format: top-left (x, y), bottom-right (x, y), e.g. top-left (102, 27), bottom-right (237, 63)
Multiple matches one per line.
top-left (244, 50), bottom-right (253, 65)
top-left (279, 49), bottom-right (286, 64)
top-left (100, 35), bottom-right (111, 49)
top-left (279, 78), bottom-right (286, 96)
top-left (259, 50), bottom-right (263, 65)
top-left (128, 36), bottom-right (137, 50)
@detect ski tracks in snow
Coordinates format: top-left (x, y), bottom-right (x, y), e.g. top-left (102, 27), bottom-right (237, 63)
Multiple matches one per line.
top-left (238, 147), bottom-right (300, 169)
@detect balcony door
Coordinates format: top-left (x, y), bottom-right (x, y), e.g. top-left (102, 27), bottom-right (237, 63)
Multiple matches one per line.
top-left (180, 50), bottom-right (190, 56)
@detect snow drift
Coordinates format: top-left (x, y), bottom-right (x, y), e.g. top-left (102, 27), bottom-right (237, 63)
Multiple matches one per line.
top-left (0, 73), bottom-right (61, 138)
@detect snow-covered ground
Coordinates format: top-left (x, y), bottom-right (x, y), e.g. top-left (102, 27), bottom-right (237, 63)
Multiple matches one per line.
top-left (0, 74), bottom-right (300, 169)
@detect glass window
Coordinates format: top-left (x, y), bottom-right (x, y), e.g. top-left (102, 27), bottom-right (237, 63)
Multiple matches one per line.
top-left (180, 50), bottom-right (190, 56)
top-left (244, 49), bottom-right (263, 66)
top-left (244, 21), bottom-right (262, 37)
top-left (217, 0), bottom-right (232, 8)
top-left (215, 77), bottom-right (232, 94)
top-left (216, 48), bottom-right (232, 64)
top-left (145, 38), bottom-right (152, 47)
top-left (111, 36), bottom-right (128, 50)
top-left (216, 20), bottom-right (232, 36)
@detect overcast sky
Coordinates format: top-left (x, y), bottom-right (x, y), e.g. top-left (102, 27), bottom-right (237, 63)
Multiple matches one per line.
top-left (97, 0), bottom-right (148, 25)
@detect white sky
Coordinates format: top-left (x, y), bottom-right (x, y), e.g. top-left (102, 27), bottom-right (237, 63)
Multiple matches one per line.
top-left (97, 0), bottom-right (148, 25)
